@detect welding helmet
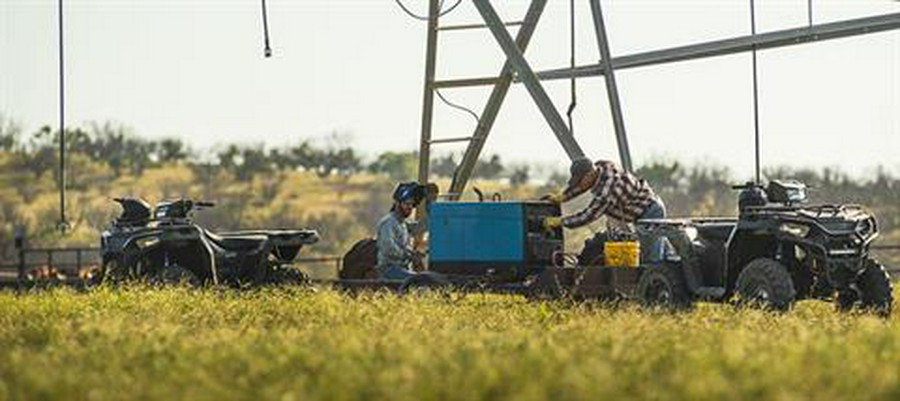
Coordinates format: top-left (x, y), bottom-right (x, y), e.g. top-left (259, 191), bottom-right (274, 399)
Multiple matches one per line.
top-left (393, 182), bottom-right (425, 204)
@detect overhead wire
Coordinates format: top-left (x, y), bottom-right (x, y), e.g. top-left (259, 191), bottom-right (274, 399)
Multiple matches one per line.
top-left (435, 89), bottom-right (480, 126)
top-left (565, 0), bottom-right (577, 136)
top-left (394, 0), bottom-right (463, 21)
top-left (394, 0), bottom-right (479, 129)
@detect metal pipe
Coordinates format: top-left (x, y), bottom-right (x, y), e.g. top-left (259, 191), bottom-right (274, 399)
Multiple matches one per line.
top-left (588, 0), bottom-right (632, 172)
top-left (751, 0), bottom-right (761, 184)
top-left (417, 0), bottom-right (440, 185)
top-left (58, 0), bottom-right (68, 231)
top-left (438, 21), bottom-right (522, 31)
top-left (449, 0), bottom-right (549, 198)
top-left (472, 0), bottom-right (584, 160)
top-left (533, 12), bottom-right (900, 81)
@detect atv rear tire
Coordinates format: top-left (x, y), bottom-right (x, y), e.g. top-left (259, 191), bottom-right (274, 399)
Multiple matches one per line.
top-left (637, 263), bottom-right (692, 310)
top-left (399, 273), bottom-right (450, 295)
top-left (735, 258), bottom-right (796, 311)
top-left (152, 265), bottom-right (200, 286)
top-left (837, 258), bottom-right (893, 317)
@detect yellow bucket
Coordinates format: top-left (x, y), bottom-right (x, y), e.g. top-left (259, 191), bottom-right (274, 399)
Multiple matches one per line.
top-left (604, 240), bottom-right (640, 267)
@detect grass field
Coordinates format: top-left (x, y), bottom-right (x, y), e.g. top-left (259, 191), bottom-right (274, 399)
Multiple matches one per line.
top-left (0, 287), bottom-right (898, 401)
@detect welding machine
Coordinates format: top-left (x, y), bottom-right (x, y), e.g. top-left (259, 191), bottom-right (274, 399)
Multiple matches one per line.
top-left (427, 201), bottom-right (562, 282)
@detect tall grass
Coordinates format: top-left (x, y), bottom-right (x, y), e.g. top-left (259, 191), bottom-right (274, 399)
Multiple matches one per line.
top-left (1, 287), bottom-right (897, 401)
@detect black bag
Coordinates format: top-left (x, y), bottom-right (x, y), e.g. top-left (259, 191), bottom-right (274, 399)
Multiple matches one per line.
top-left (340, 238), bottom-right (379, 279)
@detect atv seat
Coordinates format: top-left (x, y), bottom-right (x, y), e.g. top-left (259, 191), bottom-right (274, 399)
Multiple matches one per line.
top-left (205, 231), bottom-right (269, 253)
top-left (694, 222), bottom-right (735, 242)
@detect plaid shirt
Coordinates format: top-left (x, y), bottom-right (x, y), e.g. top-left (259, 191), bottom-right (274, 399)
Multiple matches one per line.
top-left (561, 160), bottom-right (656, 228)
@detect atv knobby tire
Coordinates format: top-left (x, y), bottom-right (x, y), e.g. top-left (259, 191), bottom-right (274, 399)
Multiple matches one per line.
top-left (152, 265), bottom-right (200, 287)
top-left (735, 258), bottom-right (796, 311)
top-left (637, 263), bottom-right (692, 310)
top-left (399, 273), bottom-right (450, 295)
top-left (837, 258), bottom-right (893, 317)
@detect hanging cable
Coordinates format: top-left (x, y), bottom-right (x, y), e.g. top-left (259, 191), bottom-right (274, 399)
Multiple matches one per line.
top-left (750, 0), bottom-right (761, 184)
top-left (394, 0), bottom-right (462, 21)
top-left (57, 0), bottom-right (68, 232)
top-left (565, 0), bottom-right (577, 136)
top-left (435, 89), bottom-right (480, 126)
top-left (261, 0), bottom-right (272, 57)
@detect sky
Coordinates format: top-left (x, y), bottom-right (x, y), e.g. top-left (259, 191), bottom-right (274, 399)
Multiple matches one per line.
top-left (1, 0), bottom-right (898, 181)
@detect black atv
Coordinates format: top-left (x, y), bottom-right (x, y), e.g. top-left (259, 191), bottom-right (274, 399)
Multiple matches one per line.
top-left (580, 180), bottom-right (893, 315)
top-left (99, 197), bottom-right (319, 287)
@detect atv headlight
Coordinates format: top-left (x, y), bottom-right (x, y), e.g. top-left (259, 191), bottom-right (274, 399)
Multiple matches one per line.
top-left (780, 223), bottom-right (809, 238)
top-left (856, 219), bottom-right (874, 238)
top-left (136, 236), bottom-right (161, 249)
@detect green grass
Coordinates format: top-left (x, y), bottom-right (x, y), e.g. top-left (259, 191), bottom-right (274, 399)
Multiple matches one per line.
top-left (1, 287), bottom-right (898, 401)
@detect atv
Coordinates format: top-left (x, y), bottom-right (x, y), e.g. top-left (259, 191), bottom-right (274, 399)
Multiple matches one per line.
top-left (580, 180), bottom-right (893, 315)
top-left (99, 197), bottom-right (320, 287)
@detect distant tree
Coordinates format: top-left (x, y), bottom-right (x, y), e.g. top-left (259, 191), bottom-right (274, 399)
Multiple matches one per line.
top-left (0, 114), bottom-right (21, 151)
top-left (155, 138), bottom-right (189, 163)
top-left (473, 154), bottom-right (504, 179)
top-left (508, 165), bottom-right (530, 187)
top-left (431, 154), bottom-right (458, 178)
top-left (368, 151), bottom-right (417, 181)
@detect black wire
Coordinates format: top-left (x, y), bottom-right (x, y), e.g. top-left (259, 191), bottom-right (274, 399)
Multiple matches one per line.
top-left (394, 0), bottom-right (463, 21)
top-left (261, 0), bottom-right (272, 57)
top-left (565, 0), bottom-right (577, 136)
top-left (435, 89), bottom-right (480, 126)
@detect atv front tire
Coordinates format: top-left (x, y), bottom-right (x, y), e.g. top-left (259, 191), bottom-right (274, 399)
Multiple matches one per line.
top-left (636, 263), bottom-right (692, 310)
top-left (837, 258), bottom-right (893, 317)
top-left (735, 258), bottom-right (796, 311)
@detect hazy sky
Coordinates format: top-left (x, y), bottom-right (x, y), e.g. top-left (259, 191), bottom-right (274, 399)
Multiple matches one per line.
top-left (2, 0), bottom-right (898, 180)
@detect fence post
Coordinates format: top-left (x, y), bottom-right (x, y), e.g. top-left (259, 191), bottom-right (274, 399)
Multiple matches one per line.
top-left (76, 249), bottom-right (82, 274)
top-left (14, 226), bottom-right (26, 291)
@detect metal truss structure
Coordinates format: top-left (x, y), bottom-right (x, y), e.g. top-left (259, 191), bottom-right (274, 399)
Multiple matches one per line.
top-left (414, 0), bottom-right (900, 198)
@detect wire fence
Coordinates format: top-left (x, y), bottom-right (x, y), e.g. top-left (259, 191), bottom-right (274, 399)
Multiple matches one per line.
top-left (2, 244), bottom-right (899, 286)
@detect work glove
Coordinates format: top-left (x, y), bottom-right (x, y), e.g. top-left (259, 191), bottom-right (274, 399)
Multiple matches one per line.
top-left (543, 216), bottom-right (563, 232)
top-left (540, 191), bottom-right (564, 205)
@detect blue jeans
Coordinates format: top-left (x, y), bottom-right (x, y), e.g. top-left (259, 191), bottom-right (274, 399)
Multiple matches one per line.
top-left (639, 197), bottom-right (667, 220)
top-left (379, 265), bottom-right (417, 281)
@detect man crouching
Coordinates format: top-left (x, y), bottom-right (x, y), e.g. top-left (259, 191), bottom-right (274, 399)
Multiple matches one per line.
top-left (375, 182), bottom-right (426, 280)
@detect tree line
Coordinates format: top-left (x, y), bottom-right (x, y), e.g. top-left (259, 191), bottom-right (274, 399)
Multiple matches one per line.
top-left (0, 119), bottom-right (527, 184)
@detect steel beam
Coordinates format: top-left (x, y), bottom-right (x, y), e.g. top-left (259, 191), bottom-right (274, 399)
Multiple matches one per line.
top-left (473, 0), bottom-right (584, 160)
top-left (533, 12), bottom-right (900, 82)
top-left (449, 0), bottom-right (549, 198)
top-left (437, 21), bottom-right (522, 31)
top-left (432, 76), bottom-right (503, 89)
top-left (588, 0), bottom-right (632, 172)
top-left (417, 0), bottom-right (440, 185)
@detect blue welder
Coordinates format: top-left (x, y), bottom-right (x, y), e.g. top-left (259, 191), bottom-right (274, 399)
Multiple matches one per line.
top-left (427, 200), bottom-right (563, 282)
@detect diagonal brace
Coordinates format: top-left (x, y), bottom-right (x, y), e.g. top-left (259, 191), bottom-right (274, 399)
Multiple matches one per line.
top-left (472, 0), bottom-right (585, 161)
top-left (449, 0), bottom-right (548, 197)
